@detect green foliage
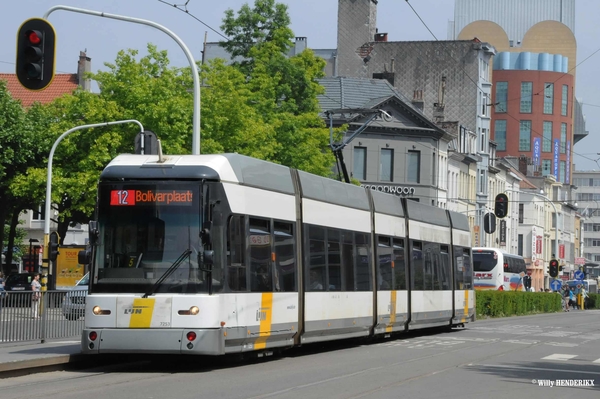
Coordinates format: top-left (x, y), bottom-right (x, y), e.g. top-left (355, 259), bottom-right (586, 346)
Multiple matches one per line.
top-left (586, 293), bottom-right (600, 309)
top-left (220, 0), bottom-right (294, 74)
top-left (476, 291), bottom-right (562, 318)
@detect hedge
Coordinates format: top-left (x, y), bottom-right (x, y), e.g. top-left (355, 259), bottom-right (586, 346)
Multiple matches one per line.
top-left (476, 291), bottom-right (562, 318)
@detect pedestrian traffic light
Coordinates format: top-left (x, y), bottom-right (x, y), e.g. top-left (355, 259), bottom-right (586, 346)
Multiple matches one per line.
top-left (549, 259), bottom-right (559, 278)
top-left (494, 193), bottom-right (509, 218)
top-left (49, 231), bottom-right (60, 262)
top-left (16, 18), bottom-right (56, 91)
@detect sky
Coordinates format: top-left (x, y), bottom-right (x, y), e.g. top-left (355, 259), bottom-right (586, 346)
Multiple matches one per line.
top-left (1, 0), bottom-right (600, 171)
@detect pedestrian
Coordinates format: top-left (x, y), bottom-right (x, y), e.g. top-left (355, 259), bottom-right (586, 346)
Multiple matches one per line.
top-left (563, 287), bottom-right (570, 311)
top-left (568, 287), bottom-right (577, 310)
top-left (31, 273), bottom-right (41, 319)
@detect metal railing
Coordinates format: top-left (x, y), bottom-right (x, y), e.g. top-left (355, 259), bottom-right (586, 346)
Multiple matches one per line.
top-left (0, 290), bottom-right (84, 344)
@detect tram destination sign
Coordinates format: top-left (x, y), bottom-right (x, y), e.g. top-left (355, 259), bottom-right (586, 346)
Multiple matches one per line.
top-left (110, 189), bottom-right (194, 206)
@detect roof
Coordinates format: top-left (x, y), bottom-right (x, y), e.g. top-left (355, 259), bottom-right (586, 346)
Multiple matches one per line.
top-left (317, 77), bottom-right (422, 115)
top-left (0, 73), bottom-right (79, 107)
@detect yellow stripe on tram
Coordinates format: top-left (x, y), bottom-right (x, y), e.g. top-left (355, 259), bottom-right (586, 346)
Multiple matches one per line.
top-left (386, 290), bottom-right (397, 333)
top-left (129, 298), bottom-right (156, 328)
top-left (462, 290), bottom-right (469, 323)
top-left (254, 292), bottom-right (273, 350)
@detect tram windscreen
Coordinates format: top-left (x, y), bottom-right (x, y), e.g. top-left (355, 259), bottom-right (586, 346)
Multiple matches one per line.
top-left (92, 182), bottom-right (205, 294)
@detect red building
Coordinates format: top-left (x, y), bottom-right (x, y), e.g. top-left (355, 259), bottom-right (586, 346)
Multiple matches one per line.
top-left (491, 52), bottom-right (574, 184)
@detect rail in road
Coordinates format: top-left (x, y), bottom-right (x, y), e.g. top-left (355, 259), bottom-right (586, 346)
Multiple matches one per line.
top-left (0, 310), bottom-right (598, 398)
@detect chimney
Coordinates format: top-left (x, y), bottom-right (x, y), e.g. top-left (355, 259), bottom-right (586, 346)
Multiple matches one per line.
top-left (77, 51), bottom-right (91, 92)
top-left (412, 90), bottom-right (424, 111)
top-left (518, 155), bottom-right (528, 176)
top-left (374, 32), bottom-right (388, 42)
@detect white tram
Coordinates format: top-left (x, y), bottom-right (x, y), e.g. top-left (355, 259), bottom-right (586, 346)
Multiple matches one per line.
top-left (80, 153), bottom-right (474, 355)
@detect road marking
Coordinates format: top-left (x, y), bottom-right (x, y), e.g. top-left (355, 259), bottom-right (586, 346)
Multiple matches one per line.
top-left (542, 354), bottom-right (577, 361)
top-left (594, 358), bottom-right (600, 364)
top-left (473, 364), bottom-right (599, 375)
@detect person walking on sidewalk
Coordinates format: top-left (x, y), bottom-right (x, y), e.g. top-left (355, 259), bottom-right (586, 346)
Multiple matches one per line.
top-left (31, 273), bottom-right (41, 319)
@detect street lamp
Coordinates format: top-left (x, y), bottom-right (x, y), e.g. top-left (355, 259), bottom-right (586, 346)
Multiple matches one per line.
top-left (28, 238), bottom-right (39, 273)
top-left (538, 189), bottom-right (561, 265)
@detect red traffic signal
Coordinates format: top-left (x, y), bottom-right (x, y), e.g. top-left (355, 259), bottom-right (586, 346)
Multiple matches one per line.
top-left (549, 259), bottom-right (559, 278)
top-left (494, 193), bottom-right (509, 218)
top-left (16, 18), bottom-right (56, 90)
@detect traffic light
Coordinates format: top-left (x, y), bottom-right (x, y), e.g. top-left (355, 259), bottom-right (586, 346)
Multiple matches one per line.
top-left (16, 18), bottom-right (56, 91)
top-left (549, 259), bottom-right (559, 278)
top-left (494, 193), bottom-right (509, 218)
top-left (484, 212), bottom-right (496, 234)
top-left (49, 231), bottom-right (60, 262)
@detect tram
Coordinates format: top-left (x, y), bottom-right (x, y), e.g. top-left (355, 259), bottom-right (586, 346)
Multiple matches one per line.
top-left (80, 153), bottom-right (474, 355)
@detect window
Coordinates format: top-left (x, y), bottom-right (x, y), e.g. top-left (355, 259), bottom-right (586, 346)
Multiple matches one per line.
top-left (543, 83), bottom-right (553, 114)
top-left (250, 218), bottom-right (272, 292)
top-left (407, 150), bottom-right (420, 183)
top-left (353, 147), bottom-right (367, 180)
top-left (518, 204), bottom-right (524, 223)
top-left (379, 148), bottom-right (393, 181)
top-left (227, 215), bottom-right (247, 291)
top-left (561, 85), bottom-right (568, 116)
top-left (274, 221), bottom-right (296, 292)
top-left (31, 204), bottom-right (45, 221)
top-left (560, 123), bottom-right (567, 154)
top-left (495, 82), bottom-right (507, 113)
top-left (518, 234), bottom-right (523, 256)
top-left (494, 120), bottom-right (506, 151)
top-left (560, 161), bottom-right (566, 183)
top-left (478, 169), bottom-right (486, 194)
top-left (519, 120), bottom-right (531, 151)
top-left (520, 82), bottom-right (532, 113)
top-left (481, 93), bottom-right (488, 116)
top-left (542, 121), bottom-right (552, 152)
top-left (411, 242), bottom-right (423, 290)
top-left (480, 128), bottom-right (487, 152)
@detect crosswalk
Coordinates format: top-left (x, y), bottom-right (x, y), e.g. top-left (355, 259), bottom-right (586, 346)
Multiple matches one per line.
top-left (542, 353), bottom-right (600, 364)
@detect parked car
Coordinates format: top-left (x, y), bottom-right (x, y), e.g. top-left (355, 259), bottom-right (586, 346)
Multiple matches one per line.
top-left (4, 273), bottom-right (34, 307)
top-left (62, 273), bottom-right (89, 320)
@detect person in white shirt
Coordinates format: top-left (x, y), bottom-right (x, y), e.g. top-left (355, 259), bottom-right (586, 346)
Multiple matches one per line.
top-left (31, 273), bottom-right (41, 318)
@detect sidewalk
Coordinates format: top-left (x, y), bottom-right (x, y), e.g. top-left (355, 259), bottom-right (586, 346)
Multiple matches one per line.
top-left (0, 340), bottom-right (83, 377)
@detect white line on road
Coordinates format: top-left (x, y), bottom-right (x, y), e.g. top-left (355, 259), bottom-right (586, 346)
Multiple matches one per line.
top-left (541, 354), bottom-right (578, 361)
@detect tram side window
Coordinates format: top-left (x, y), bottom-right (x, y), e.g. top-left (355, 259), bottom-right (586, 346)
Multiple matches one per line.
top-left (250, 217), bottom-right (273, 292)
top-left (355, 232), bottom-right (371, 291)
top-left (377, 236), bottom-right (393, 290)
top-left (340, 231), bottom-right (353, 291)
top-left (274, 221), bottom-right (296, 292)
top-left (307, 225), bottom-right (326, 291)
top-left (393, 238), bottom-right (406, 290)
top-left (423, 242), bottom-right (441, 290)
top-left (411, 242), bottom-right (424, 290)
top-left (453, 247), bottom-right (473, 289)
top-left (227, 215), bottom-right (247, 291)
top-left (328, 229), bottom-right (342, 291)
top-left (439, 245), bottom-right (451, 290)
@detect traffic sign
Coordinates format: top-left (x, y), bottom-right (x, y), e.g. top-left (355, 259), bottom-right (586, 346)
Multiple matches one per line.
top-left (550, 279), bottom-right (562, 292)
top-left (574, 270), bottom-right (584, 281)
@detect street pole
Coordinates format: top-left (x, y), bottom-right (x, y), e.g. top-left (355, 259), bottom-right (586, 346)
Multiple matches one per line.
top-left (42, 120), bottom-right (144, 296)
top-left (43, 5), bottom-right (201, 155)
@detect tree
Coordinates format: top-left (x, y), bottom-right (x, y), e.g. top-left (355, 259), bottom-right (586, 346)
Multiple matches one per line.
top-left (220, 0), bottom-right (293, 75)
top-left (0, 80), bottom-right (48, 273)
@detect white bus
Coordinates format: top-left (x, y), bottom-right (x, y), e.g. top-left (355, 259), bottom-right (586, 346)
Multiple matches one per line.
top-left (472, 247), bottom-right (527, 291)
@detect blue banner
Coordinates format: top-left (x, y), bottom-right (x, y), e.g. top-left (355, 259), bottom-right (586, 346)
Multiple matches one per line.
top-left (533, 137), bottom-right (541, 166)
top-left (553, 138), bottom-right (560, 179)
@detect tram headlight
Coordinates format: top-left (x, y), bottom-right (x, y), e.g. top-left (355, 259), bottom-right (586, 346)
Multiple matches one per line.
top-left (178, 306), bottom-right (200, 315)
top-left (92, 306), bottom-right (111, 315)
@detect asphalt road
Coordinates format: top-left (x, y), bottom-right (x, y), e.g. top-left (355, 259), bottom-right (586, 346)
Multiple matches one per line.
top-left (0, 310), bottom-right (598, 399)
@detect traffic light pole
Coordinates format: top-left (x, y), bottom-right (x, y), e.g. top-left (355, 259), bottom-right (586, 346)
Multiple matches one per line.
top-left (43, 5), bottom-right (201, 155)
top-left (42, 120), bottom-right (144, 294)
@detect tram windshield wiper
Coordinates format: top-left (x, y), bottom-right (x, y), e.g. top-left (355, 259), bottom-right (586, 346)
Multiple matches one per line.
top-left (142, 249), bottom-right (192, 298)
